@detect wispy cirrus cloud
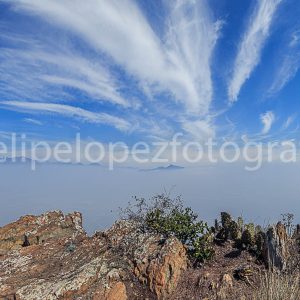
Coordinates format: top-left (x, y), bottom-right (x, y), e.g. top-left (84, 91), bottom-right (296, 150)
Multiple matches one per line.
top-left (181, 119), bottom-right (215, 141)
top-left (23, 118), bottom-right (43, 126)
top-left (282, 114), bottom-right (297, 130)
top-left (228, 0), bottom-right (282, 102)
top-left (0, 46), bottom-right (129, 107)
top-left (4, 0), bottom-right (221, 116)
top-left (260, 111), bottom-right (275, 134)
top-left (0, 101), bottom-right (131, 131)
top-left (164, 0), bottom-right (222, 113)
top-left (268, 30), bottom-right (300, 96)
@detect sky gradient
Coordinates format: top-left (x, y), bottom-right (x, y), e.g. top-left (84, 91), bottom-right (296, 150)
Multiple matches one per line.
top-left (0, 0), bottom-right (300, 145)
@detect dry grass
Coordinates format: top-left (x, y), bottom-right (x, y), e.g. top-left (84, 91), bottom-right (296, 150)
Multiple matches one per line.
top-left (253, 271), bottom-right (300, 300)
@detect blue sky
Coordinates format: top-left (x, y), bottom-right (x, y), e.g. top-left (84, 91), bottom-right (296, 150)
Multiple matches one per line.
top-left (0, 0), bottom-right (300, 145)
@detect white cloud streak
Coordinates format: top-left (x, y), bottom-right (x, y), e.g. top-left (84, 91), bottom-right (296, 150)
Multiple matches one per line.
top-left (23, 118), bottom-right (43, 126)
top-left (260, 111), bottom-right (275, 134)
top-left (282, 115), bottom-right (296, 130)
top-left (0, 101), bottom-right (131, 131)
top-left (268, 30), bottom-right (300, 95)
top-left (228, 0), bottom-right (282, 102)
top-left (6, 0), bottom-right (221, 115)
top-left (0, 47), bottom-right (128, 106)
top-left (182, 119), bottom-right (215, 141)
top-left (164, 0), bottom-right (222, 113)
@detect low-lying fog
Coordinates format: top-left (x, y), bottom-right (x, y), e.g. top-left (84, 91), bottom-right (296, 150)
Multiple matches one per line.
top-left (1, 162), bottom-right (299, 234)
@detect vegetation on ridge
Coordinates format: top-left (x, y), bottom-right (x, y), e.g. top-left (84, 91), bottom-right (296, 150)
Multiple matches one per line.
top-left (120, 193), bottom-right (215, 264)
top-left (119, 193), bottom-right (300, 299)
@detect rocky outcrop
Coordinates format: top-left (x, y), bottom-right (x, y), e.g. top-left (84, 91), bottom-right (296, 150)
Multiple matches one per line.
top-left (0, 215), bottom-right (105, 299)
top-left (0, 212), bottom-right (187, 300)
top-left (133, 237), bottom-right (187, 298)
top-left (3, 211), bottom-right (295, 300)
top-left (293, 224), bottom-right (300, 239)
top-left (104, 220), bottom-right (188, 299)
top-left (263, 222), bottom-right (290, 270)
top-left (105, 282), bottom-right (127, 300)
top-left (0, 210), bottom-right (83, 255)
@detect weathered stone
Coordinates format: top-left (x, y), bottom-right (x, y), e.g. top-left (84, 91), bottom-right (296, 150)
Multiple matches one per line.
top-left (0, 210), bottom-right (84, 254)
top-left (263, 222), bottom-right (289, 270)
top-left (134, 237), bottom-right (187, 299)
top-left (106, 282), bottom-right (127, 300)
top-left (292, 224), bottom-right (300, 241)
top-left (105, 220), bottom-right (188, 299)
top-left (0, 213), bottom-right (188, 299)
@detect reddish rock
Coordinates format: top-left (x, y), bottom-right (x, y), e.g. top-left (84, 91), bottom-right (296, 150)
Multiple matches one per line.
top-left (106, 282), bottom-right (128, 300)
top-left (0, 213), bottom-right (187, 299)
top-left (134, 237), bottom-right (187, 299)
top-left (0, 210), bottom-right (84, 254)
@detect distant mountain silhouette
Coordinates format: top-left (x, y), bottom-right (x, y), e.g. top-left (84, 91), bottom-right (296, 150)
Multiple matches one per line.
top-left (140, 164), bottom-right (184, 172)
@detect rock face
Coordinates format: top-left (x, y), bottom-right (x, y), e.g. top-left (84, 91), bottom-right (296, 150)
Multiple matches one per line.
top-left (263, 222), bottom-right (290, 270)
top-left (0, 211), bottom-right (83, 255)
top-left (0, 212), bottom-right (187, 300)
top-left (133, 237), bottom-right (187, 298)
top-left (104, 220), bottom-right (188, 299)
top-left (4, 211), bottom-right (292, 299)
top-left (294, 224), bottom-right (300, 236)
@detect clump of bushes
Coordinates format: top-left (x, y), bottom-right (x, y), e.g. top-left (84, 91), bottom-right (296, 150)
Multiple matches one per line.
top-left (120, 193), bottom-right (214, 264)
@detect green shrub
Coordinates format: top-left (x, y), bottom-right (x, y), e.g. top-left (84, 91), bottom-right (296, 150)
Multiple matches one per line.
top-left (255, 230), bottom-right (265, 257)
top-left (192, 233), bottom-right (215, 262)
top-left (120, 193), bottom-right (214, 264)
top-left (229, 220), bottom-right (240, 240)
top-left (241, 229), bottom-right (255, 249)
top-left (237, 216), bottom-right (244, 232)
top-left (221, 212), bottom-right (232, 229)
top-left (220, 212), bottom-right (232, 240)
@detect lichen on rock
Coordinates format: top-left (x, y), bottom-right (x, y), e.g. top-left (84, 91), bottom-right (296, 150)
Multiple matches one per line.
top-left (0, 212), bottom-right (188, 300)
